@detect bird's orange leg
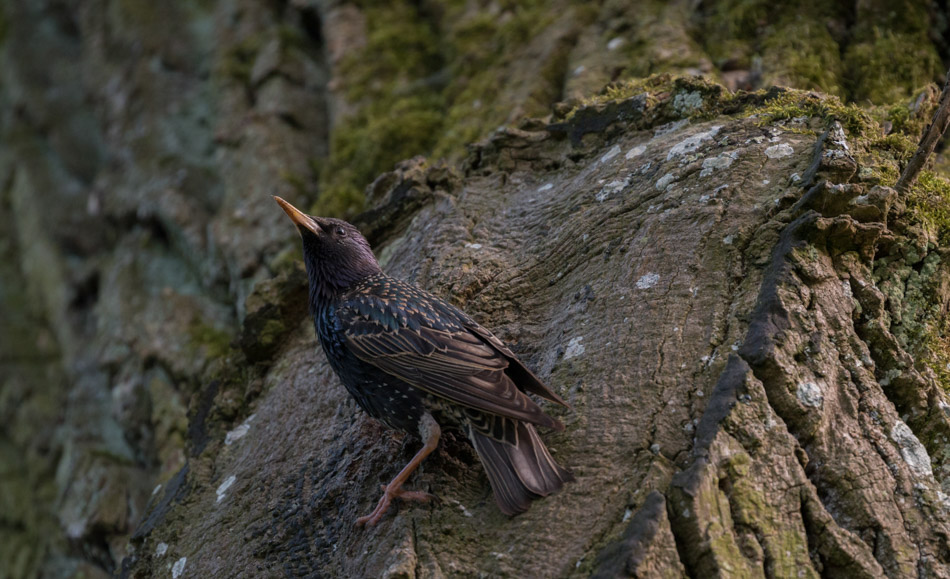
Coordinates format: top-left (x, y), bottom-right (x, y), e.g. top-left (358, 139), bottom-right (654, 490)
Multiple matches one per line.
top-left (357, 415), bottom-right (441, 526)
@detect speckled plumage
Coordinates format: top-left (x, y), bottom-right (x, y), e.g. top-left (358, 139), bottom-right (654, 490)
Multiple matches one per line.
top-left (274, 197), bottom-right (573, 523)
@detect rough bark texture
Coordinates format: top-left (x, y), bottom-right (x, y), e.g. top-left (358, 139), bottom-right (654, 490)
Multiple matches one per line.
top-left (3, 1), bottom-right (950, 578)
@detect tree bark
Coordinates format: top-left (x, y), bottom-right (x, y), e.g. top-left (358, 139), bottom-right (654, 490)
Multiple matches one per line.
top-left (129, 90), bottom-right (950, 575)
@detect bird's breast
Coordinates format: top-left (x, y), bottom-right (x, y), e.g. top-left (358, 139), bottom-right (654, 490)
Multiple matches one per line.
top-left (313, 302), bottom-right (348, 369)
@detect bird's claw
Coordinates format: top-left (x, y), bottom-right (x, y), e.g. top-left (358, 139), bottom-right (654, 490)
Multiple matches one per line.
top-left (356, 485), bottom-right (433, 526)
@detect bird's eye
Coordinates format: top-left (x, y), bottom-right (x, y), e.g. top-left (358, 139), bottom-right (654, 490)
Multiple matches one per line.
top-left (335, 226), bottom-right (346, 237)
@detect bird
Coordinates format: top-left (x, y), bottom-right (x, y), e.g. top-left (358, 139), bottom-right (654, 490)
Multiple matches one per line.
top-left (274, 196), bottom-right (573, 525)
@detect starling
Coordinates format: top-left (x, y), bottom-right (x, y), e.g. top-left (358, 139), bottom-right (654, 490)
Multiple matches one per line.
top-left (274, 196), bottom-right (573, 525)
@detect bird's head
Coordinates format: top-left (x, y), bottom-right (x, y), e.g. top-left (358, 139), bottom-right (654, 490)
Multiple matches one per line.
top-left (274, 196), bottom-right (381, 298)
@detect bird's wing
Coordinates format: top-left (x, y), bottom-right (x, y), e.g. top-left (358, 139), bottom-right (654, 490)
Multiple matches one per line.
top-left (463, 321), bottom-right (568, 407)
top-left (338, 295), bottom-right (563, 431)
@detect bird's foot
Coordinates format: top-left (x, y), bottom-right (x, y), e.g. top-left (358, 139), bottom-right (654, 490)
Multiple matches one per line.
top-left (356, 485), bottom-right (434, 526)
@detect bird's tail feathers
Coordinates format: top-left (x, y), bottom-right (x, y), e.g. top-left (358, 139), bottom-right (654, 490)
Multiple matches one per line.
top-left (470, 420), bottom-right (573, 515)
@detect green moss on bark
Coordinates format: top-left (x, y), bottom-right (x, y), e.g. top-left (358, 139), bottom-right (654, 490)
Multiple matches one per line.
top-left (907, 172), bottom-right (950, 245)
top-left (760, 18), bottom-right (845, 97)
top-left (317, 1), bottom-right (444, 217)
top-left (844, 31), bottom-right (943, 104)
top-left (188, 318), bottom-right (232, 360)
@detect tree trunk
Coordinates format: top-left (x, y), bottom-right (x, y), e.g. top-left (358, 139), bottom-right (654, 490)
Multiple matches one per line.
top-left (3, 1), bottom-right (950, 578)
top-left (121, 86), bottom-right (950, 576)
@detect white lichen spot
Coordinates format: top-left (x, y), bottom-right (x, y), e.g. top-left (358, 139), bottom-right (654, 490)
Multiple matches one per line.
top-left (655, 173), bottom-right (675, 190)
top-left (225, 414), bottom-right (256, 446)
top-left (626, 144), bottom-right (646, 159)
top-left (797, 382), bottom-right (823, 408)
top-left (829, 121), bottom-right (850, 151)
top-left (654, 119), bottom-right (689, 138)
top-left (225, 424), bottom-right (249, 445)
top-left (537, 183), bottom-right (554, 192)
top-left (700, 151), bottom-right (736, 177)
top-left (673, 91), bottom-right (704, 115)
top-left (891, 421), bottom-right (933, 478)
top-left (667, 126), bottom-right (721, 160)
top-left (600, 144), bottom-right (622, 163)
top-left (216, 475), bottom-right (236, 503)
top-left (823, 149), bottom-right (850, 161)
top-left (66, 521), bottom-right (86, 539)
top-left (879, 368), bottom-right (901, 387)
top-left (607, 37), bottom-right (625, 51)
top-left (156, 542), bottom-right (168, 557)
top-left (636, 273), bottom-right (660, 289)
top-left (172, 557), bottom-right (187, 579)
top-left (723, 234), bottom-right (735, 245)
top-left (597, 178), bottom-right (627, 201)
top-left (563, 337), bottom-right (585, 360)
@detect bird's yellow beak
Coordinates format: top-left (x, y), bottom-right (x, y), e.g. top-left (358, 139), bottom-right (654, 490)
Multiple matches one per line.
top-left (274, 196), bottom-right (321, 236)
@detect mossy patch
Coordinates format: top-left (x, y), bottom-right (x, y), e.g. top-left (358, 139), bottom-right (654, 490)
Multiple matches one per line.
top-left (694, 0), bottom-right (770, 68)
top-left (318, 0), bottom-right (582, 215)
top-left (187, 318), bottom-right (232, 360)
top-left (218, 33), bottom-right (266, 85)
top-left (433, 0), bottom-right (565, 157)
top-left (695, 0), bottom-right (850, 97)
top-left (745, 89), bottom-right (872, 135)
top-left (317, 94), bottom-right (444, 217)
top-left (907, 172), bottom-right (950, 245)
top-left (316, 1), bottom-right (444, 218)
top-left (760, 18), bottom-right (845, 97)
top-left (563, 74), bottom-right (726, 122)
top-left (844, 30), bottom-right (943, 104)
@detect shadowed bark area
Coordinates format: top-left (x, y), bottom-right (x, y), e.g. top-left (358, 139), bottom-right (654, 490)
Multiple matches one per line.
top-left (3, 1), bottom-right (950, 578)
